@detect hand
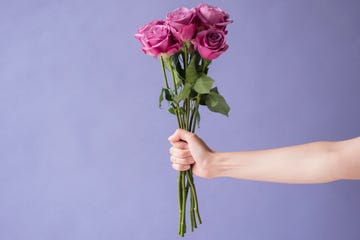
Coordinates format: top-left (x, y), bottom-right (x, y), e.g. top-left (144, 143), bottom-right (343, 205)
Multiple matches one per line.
top-left (168, 129), bottom-right (216, 178)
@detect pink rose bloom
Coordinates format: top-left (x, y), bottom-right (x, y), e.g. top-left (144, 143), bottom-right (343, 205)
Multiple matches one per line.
top-left (193, 29), bottom-right (228, 60)
top-left (135, 20), bottom-right (181, 57)
top-left (166, 7), bottom-right (197, 41)
top-left (196, 4), bottom-right (233, 31)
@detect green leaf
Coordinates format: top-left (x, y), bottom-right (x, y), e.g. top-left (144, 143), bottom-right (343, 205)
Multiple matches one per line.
top-left (210, 87), bottom-right (219, 94)
top-left (189, 89), bottom-right (198, 99)
top-left (199, 94), bottom-right (207, 105)
top-left (174, 70), bottom-right (184, 86)
top-left (199, 87), bottom-right (218, 105)
top-left (168, 107), bottom-right (176, 115)
top-left (177, 106), bottom-right (185, 115)
top-left (173, 83), bottom-right (192, 103)
top-left (205, 91), bottom-right (230, 116)
top-left (186, 55), bottom-right (200, 84)
top-left (159, 88), bottom-right (173, 108)
top-left (172, 53), bottom-right (184, 78)
top-left (163, 54), bottom-right (184, 83)
top-left (164, 88), bottom-right (172, 101)
top-left (193, 74), bottom-right (214, 94)
top-left (159, 88), bottom-right (164, 108)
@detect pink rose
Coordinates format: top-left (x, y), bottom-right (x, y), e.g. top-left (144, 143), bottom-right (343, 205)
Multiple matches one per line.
top-left (166, 7), bottom-right (197, 41)
top-left (135, 20), bottom-right (181, 57)
top-left (193, 29), bottom-right (228, 60)
top-left (196, 4), bottom-right (233, 31)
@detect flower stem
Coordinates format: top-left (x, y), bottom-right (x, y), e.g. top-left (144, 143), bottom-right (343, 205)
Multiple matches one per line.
top-left (169, 58), bottom-right (178, 95)
top-left (160, 56), bottom-right (170, 89)
top-left (177, 171), bottom-right (183, 235)
top-left (181, 171), bottom-right (187, 236)
top-left (160, 56), bottom-right (184, 129)
top-left (187, 169), bottom-right (202, 224)
top-left (189, 95), bottom-right (201, 132)
top-left (162, 47), bottom-right (203, 237)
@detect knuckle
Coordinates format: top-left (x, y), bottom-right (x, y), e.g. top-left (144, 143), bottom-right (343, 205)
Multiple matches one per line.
top-left (170, 156), bottom-right (177, 163)
top-left (175, 141), bottom-right (187, 149)
top-left (178, 150), bottom-right (187, 158)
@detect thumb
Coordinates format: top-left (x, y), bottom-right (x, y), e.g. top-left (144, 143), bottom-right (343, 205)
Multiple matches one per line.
top-left (168, 129), bottom-right (194, 144)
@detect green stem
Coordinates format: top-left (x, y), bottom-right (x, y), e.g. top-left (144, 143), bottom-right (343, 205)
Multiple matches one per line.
top-left (183, 47), bottom-right (188, 74)
top-left (161, 56), bottom-right (185, 130)
top-left (160, 56), bottom-right (170, 89)
top-left (202, 58), bottom-right (211, 73)
top-left (190, 95), bottom-right (201, 133)
top-left (178, 172), bottom-right (183, 235)
top-left (169, 58), bottom-right (178, 95)
top-left (173, 46), bottom-right (204, 236)
top-left (181, 171), bottom-right (187, 236)
top-left (188, 99), bottom-right (192, 131)
top-left (187, 169), bottom-right (202, 224)
top-left (189, 182), bottom-right (195, 232)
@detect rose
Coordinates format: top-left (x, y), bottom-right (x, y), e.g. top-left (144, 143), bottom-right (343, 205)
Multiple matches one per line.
top-left (196, 4), bottom-right (232, 31)
top-left (193, 29), bottom-right (228, 60)
top-left (135, 20), bottom-right (181, 57)
top-left (166, 7), bottom-right (197, 41)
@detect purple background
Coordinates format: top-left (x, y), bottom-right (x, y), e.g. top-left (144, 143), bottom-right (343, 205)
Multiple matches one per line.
top-left (1, 0), bottom-right (360, 239)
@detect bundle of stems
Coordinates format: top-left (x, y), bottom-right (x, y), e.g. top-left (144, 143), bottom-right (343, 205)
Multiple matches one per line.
top-left (160, 48), bottom-right (206, 236)
top-left (159, 43), bottom-right (229, 236)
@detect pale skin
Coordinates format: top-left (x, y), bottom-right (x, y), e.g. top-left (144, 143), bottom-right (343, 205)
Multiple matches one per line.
top-left (168, 129), bottom-right (360, 183)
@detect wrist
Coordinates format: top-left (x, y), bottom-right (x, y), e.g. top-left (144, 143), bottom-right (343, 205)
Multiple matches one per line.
top-left (207, 151), bottom-right (243, 178)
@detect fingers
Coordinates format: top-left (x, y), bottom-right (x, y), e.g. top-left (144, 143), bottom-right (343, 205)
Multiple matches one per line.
top-left (168, 129), bottom-right (197, 172)
top-left (170, 155), bottom-right (195, 165)
top-left (169, 146), bottom-right (191, 158)
top-left (172, 163), bottom-right (191, 171)
top-left (172, 140), bottom-right (188, 150)
top-left (169, 145), bottom-right (195, 172)
top-left (168, 129), bottom-right (195, 144)
top-left (169, 148), bottom-right (195, 165)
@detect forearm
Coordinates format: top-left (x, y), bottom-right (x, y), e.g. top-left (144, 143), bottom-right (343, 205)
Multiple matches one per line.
top-left (336, 137), bottom-right (360, 180)
top-left (211, 141), bottom-right (343, 183)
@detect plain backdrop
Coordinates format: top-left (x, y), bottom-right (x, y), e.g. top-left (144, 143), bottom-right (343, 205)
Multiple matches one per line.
top-left (1, 0), bottom-right (360, 239)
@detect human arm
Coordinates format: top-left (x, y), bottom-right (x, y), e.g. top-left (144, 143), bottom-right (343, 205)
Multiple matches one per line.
top-left (168, 129), bottom-right (360, 183)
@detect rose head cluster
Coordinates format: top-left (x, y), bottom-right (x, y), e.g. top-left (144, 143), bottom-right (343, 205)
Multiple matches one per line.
top-left (135, 4), bottom-right (232, 60)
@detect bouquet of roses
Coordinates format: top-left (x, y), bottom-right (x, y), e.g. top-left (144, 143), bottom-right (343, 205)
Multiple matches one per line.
top-left (135, 4), bottom-right (232, 236)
